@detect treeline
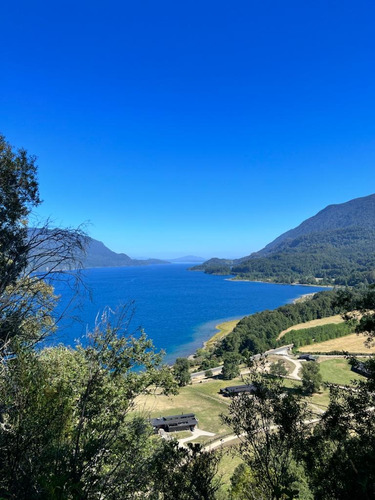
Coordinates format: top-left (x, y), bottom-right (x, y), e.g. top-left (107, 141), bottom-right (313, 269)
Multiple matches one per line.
top-left (192, 227), bottom-right (375, 285)
top-left (233, 228), bottom-right (375, 285)
top-left (280, 321), bottom-right (355, 349)
top-left (214, 291), bottom-right (344, 359)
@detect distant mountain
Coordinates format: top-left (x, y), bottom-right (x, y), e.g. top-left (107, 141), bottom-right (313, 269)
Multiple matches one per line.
top-left (28, 228), bottom-right (169, 270)
top-left (192, 194), bottom-right (375, 286)
top-left (83, 238), bottom-right (169, 268)
top-left (170, 255), bottom-right (205, 263)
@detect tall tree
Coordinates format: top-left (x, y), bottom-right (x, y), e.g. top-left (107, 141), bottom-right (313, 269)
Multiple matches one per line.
top-left (173, 357), bottom-right (191, 386)
top-left (300, 362), bottom-right (322, 395)
top-left (0, 134), bottom-right (40, 289)
top-left (0, 136), bottom-right (86, 355)
top-left (223, 365), bottom-right (313, 499)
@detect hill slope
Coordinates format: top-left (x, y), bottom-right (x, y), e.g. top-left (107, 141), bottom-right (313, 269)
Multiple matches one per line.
top-left (83, 238), bottom-right (168, 268)
top-left (256, 192), bottom-right (375, 256)
top-left (28, 228), bottom-right (168, 270)
top-left (192, 194), bottom-right (375, 285)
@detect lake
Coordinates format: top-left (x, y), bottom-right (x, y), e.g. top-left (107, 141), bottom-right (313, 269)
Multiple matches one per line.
top-left (51, 264), bottom-right (329, 363)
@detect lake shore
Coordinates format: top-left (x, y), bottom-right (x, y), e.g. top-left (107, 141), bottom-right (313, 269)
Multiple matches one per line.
top-left (197, 289), bottom-right (323, 356)
top-left (203, 318), bottom-right (241, 350)
top-left (225, 277), bottom-right (332, 288)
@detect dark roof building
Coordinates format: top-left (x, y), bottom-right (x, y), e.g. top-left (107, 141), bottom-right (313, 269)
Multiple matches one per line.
top-left (298, 354), bottom-right (317, 362)
top-left (351, 361), bottom-right (370, 378)
top-left (150, 413), bottom-right (198, 433)
top-left (220, 384), bottom-right (257, 397)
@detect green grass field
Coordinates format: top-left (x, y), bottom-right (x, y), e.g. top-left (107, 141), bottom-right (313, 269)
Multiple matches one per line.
top-left (136, 376), bottom-right (248, 439)
top-left (318, 358), bottom-right (365, 385)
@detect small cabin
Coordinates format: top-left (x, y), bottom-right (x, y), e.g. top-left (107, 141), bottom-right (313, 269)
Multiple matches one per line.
top-left (150, 413), bottom-right (198, 433)
top-left (298, 354), bottom-right (317, 362)
top-left (220, 384), bottom-right (257, 397)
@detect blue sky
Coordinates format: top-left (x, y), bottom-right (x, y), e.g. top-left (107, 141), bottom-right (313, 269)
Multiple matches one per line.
top-left (1, 1), bottom-right (375, 259)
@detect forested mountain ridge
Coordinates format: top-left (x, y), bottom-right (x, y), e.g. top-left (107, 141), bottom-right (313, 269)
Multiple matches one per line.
top-left (191, 194), bottom-right (375, 285)
top-left (252, 192), bottom-right (375, 257)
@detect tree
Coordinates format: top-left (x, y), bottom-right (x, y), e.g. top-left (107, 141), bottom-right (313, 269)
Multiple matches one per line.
top-left (149, 440), bottom-right (221, 499)
top-left (222, 352), bottom-right (241, 380)
top-left (223, 366), bottom-right (313, 499)
top-left (0, 134), bottom-right (40, 289)
top-left (0, 136), bottom-right (86, 356)
top-left (301, 362), bottom-right (322, 394)
top-left (173, 357), bottom-right (191, 386)
top-left (298, 285), bottom-right (375, 498)
top-left (269, 359), bottom-right (288, 378)
top-left (300, 359), bottom-right (375, 499)
top-left (0, 308), bottom-right (178, 499)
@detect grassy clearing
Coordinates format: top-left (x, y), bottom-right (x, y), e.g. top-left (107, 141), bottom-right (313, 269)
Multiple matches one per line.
top-left (136, 376), bottom-right (247, 437)
top-left (318, 358), bottom-right (365, 385)
top-left (205, 319), bottom-right (240, 349)
top-left (299, 333), bottom-right (375, 354)
top-left (308, 388), bottom-right (331, 409)
top-left (277, 314), bottom-right (344, 340)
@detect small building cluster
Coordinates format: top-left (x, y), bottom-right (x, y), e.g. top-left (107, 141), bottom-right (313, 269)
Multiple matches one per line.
top-left (219, 384), bottom-right (257, 397)
top-left (150, 413), bottom-right (198, 433)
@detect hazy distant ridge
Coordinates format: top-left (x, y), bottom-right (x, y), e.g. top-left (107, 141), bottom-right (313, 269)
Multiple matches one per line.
top-left (28, 229), bottom-right (169, 269)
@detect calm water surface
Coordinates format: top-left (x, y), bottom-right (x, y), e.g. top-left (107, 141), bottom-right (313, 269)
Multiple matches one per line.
top-left (52, 264), bottom-right (328, 363)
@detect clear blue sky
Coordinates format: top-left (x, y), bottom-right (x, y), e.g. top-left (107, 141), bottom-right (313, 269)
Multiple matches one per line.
top-left (1, 1), bottom-right (375, 259)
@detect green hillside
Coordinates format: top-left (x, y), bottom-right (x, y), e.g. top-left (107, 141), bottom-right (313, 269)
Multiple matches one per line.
top-left (192, 194), bottom-right (375, 285)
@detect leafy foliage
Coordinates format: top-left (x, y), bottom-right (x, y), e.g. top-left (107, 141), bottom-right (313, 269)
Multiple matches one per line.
top-left (269, 359), bottom-right (288, 377)
top-left (281, 321), bottom-right (355, 349)
top-left (222, 352), bottom-right (241, 380)
top-left (173, 357), bottom-right (191, 386)
top-left (149, 441), bottom-right (222, 499)
top-left (0, 136), bottom-right (221, 499)
top-left (223, 364), bottom-right (313, 499)
top-left (300, 362), bottom-right (322, 394)
top-left (0, 310), bottom-right (177, 499)
top-left (215, 291), bottom-right (340, 359)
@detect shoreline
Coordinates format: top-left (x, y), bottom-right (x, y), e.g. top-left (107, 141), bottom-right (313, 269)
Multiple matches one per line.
top-left (225, 277), bottom-right (333, 288)
top-left (203, 318), bottom-right (242, 350)
top-left (193, 289), bottom-right (322, 358)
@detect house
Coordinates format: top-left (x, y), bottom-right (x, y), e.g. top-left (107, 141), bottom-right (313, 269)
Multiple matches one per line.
top-left (351, 361), bottom-right (370, 378)
top-left (150, 413), bottom-right (198, 433)
top-left (298, 354), bottom-right (317, 362)
top-left (220, 384), bottom-right (257, 397)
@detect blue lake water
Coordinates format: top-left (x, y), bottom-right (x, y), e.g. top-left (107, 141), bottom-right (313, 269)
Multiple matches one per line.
top-left (51, 264), bottom-right (329, 363)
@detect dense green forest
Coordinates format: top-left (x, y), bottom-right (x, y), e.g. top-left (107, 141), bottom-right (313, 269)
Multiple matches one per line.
top-left (280, 321), bottom-right (355, 349)
top-left (192, 227), bottom-right (375, 285)
top-left (214, 290), bottom-right (341, 358)
top-left (192, 194), bottom-right (375, 285)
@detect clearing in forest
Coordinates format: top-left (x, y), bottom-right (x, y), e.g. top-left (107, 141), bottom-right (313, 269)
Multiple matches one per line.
top-left (277, 314), bottom-right (344, 340)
